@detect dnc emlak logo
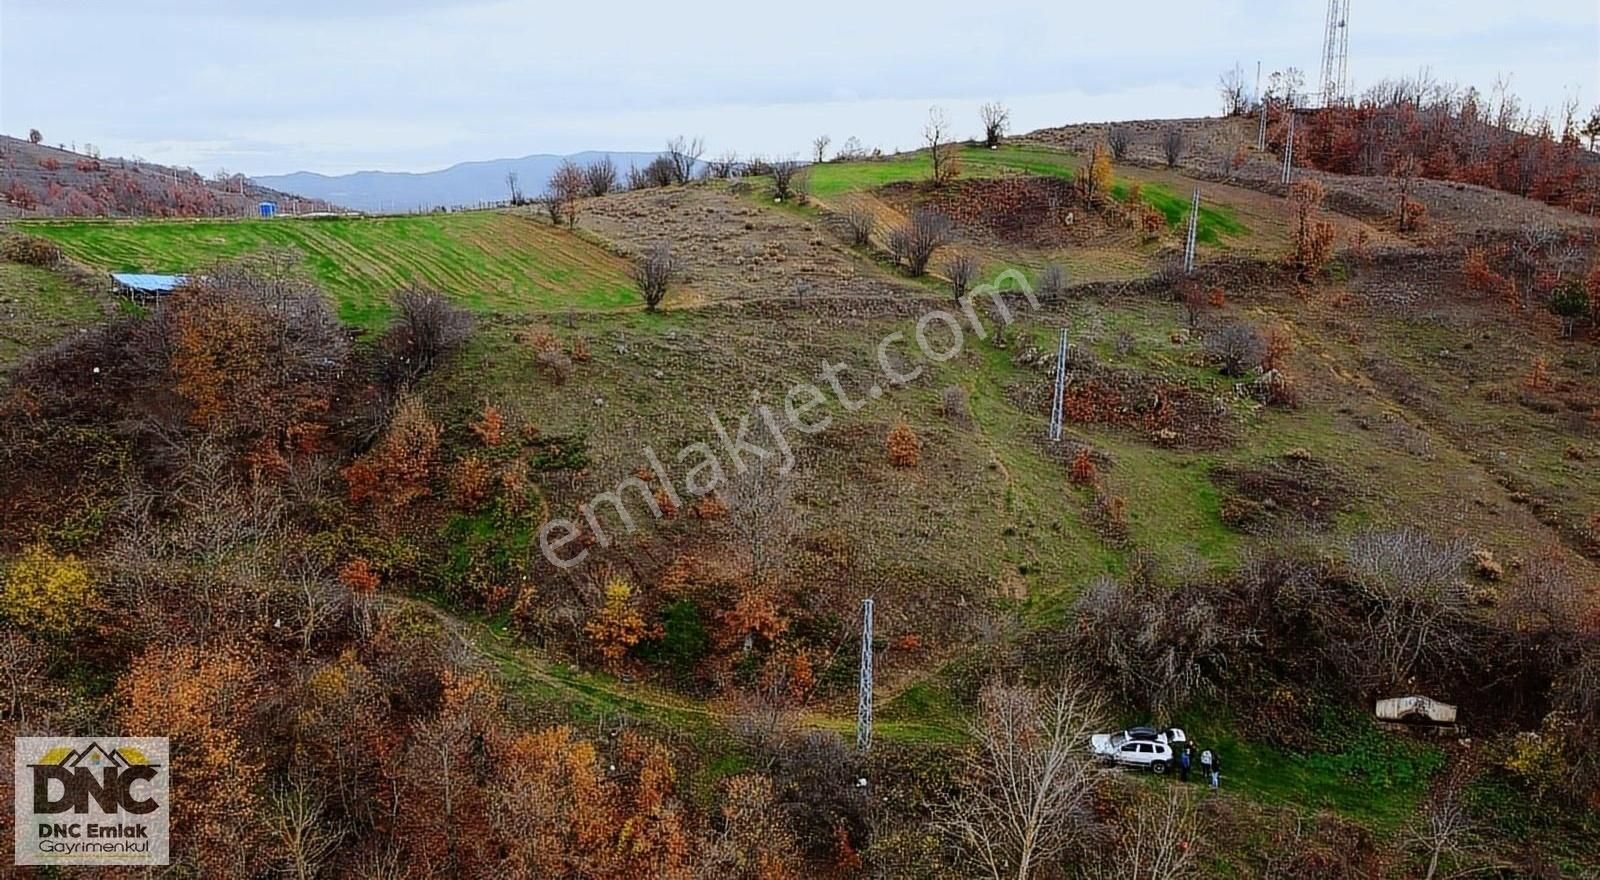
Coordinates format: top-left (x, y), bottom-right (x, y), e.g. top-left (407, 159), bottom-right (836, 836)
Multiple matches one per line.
top-left (13, 737), bottom-right (170, 866)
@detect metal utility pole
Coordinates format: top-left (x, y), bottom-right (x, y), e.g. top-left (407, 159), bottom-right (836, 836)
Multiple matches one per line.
top-left (1258, 98), bottom-right (1269, 151)
top-left (1183, 189), bottom-right (1200, 273)
top-left (1281, 111), bottom-right (1296, 185)
top-left (1048, 329), bottom-right (1068, 442)
top-left (856, 598), bottom-right (874, 751)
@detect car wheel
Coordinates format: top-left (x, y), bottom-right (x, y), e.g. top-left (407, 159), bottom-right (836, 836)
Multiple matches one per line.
top-left (1151, 760), bottom-right (1168, 775)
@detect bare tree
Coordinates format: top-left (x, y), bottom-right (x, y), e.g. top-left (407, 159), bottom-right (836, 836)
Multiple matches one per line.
top-left (980, 101), bottom-right (1011, 148)
top-left (945, 253), bottom-right (977, 300)
top-left (1083, 786), bottom-right (1200, 880)
top-left (706, 151), bottom-right (740, 179)
top-left (812, 135), bottom-right (831, 164)
top-left (28, 128), bottom-right (42, 145)
top-left (583, 156), bottom-right (617, 197)
top-left (266, 780), bottom-right (343, 880)
top-left (721, 447), bottom-right (800, 581)
top-left (1107, 125), bottom-right (1132, 162)
top-left (1161, 128), bottom-right (1186, 168)
top-left (1402, 770), bottom-right (1486, 880)
top-left (1218, 64), bottom-right (1249, 116)
top-left (380, 285), bottom-right (475, 388)
top-left (886, 208), bottom-right (954, 276)
top-left (549, 159), bottom-right (587, 226)
top-left (1342, 529), bottom-right (1474, 690)
top-left (665, 135), bottom-right (704, 184)
top-left (630, 244), bottom-right (675, 311)
top-left (504, 170), bottom-right (523, 205)
top-left (932, 678), bottom-right (1107, 880)
top-left (841, 202), bottom-right (876, 246)
top-left (924, 106), bottom-right (959, 185)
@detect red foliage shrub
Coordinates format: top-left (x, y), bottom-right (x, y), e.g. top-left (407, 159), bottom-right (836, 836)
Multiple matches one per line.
top-left (1069, 447), bottom-right (1098, 484)
top-left (886, 421), bottom-right (921, 468)
top-left (471, 403), bottom-right (505, 447)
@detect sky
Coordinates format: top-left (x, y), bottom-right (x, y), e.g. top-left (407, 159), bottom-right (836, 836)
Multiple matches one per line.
top-left (1, 0), bottom-right (1596, 177)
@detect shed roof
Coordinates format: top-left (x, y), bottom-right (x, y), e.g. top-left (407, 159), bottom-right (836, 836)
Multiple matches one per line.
top-left (111, 273), bottom-right (187, 293)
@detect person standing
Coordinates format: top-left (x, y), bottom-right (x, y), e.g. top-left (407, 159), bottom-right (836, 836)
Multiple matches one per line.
top-left (1178, 743), bottom-right (1191, 782)
top-left (1205, 749), bottom-right (1220, 790)
top-left (1199, 747), bottom-right (1215, 790)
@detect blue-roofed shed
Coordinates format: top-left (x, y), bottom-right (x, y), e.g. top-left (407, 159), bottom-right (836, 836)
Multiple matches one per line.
top-left (111, 273), bottom-right (187, 297)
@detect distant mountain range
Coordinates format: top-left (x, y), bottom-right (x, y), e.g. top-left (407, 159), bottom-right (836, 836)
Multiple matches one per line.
top-left (253, 151), bottom-right (674, 213)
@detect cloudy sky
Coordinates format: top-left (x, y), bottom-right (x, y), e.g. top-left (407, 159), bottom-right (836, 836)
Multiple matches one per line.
top-left (2, 0), bottom-right (1595, 176)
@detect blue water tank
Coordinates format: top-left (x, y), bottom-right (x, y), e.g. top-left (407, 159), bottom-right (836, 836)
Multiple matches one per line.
top-left (258, 201), bottom-right (278, 218)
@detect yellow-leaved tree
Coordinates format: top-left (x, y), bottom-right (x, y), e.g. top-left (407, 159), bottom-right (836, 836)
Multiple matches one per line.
top-left (586, 577), bottom-right (648, 669)
top-left (1, 545), bottom-right (95, 633)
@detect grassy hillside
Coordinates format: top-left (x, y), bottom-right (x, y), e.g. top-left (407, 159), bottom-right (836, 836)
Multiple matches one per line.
top-left (20, 211), bottom-right (638, 325)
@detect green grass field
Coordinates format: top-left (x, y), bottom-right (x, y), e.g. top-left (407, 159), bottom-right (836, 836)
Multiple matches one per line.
top-left (0, 263), bottom-right (116, 369)
top-left (20, 212), bottom-right (637, 326)
top-left (807, 144), bottom-right (1247, 244)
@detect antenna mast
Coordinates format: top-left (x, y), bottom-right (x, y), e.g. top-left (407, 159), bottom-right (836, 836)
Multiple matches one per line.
top-left (1319, 0), bottom-right (1351, 105)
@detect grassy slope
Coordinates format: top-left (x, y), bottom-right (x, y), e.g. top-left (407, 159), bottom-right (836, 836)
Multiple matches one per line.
top-left (20, 212), bottom-right (637, 326)
top-left (0, 263), bottom-right (117, 369)
top-left (807, 144), bottom-right (1249, 246)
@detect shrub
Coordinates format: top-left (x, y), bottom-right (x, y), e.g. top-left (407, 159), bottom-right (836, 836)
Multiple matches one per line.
top-left (631, 244), bottom-right (675, 311)
top-left (1549, 281), bottom-right (1590, 336)
top-left (471, 404), bottom-right (504, 447)
top-left (944, 254), bottom-right (977, 300)
top-left (1, 545), bottom-right (95, 634)
top-left (941, 386), bottom-right (973, 428)
top-left (584, 156), bottom-right (618, 197)
top-left (885, 209), bottom-right (953, 277)
top-left (886, 421), bottom-right (921, 468)
top-left (841, 202), bottom-right (875, 246)
top-left (342, 396), bottom-right (441, 509)
top-left (1205, 321), bottom-right (1266, 377)
top-left (1069, 448), bottom-right (1097, 484)
top-left (450, 455), bottom-right (494, 509)
top-left (770, 159), bottom-right (806, 202)
top-left (0, 234), bottom-right (61, 266)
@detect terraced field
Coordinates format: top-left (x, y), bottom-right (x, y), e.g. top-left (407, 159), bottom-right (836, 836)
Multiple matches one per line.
top-left (20, 211), bottom-right (637, 326)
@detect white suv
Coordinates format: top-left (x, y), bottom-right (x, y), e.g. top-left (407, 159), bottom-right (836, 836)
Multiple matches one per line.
top-left (1089, 727), bottom-right (1186, 774)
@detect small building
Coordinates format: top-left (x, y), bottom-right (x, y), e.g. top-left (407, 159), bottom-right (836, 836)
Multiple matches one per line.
top-left (111, 272), bottom-right (187, 299)
top-left (258, 200), bottom-right (278, 218)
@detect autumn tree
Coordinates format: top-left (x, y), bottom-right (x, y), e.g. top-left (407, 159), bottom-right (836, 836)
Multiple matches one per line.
top-left (1080, 144), bottom-right (1113, 205)
top-left (1, 545), bottom-right (95, 634)
top-left (933, 679), bottom-right (1107, 880)
top-left (119, 644), bottom-right (267, 877)
top-left (702, 774), bottom-right (803, 880)
top-left (1393, 154), bottom-right (1426, 232)
top-left (587, 577), bottom-right (649, 668)
top-left (1287, 178), bottom-right (1336, 282)
top-left (343, 395), bottom-right (441, 510)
